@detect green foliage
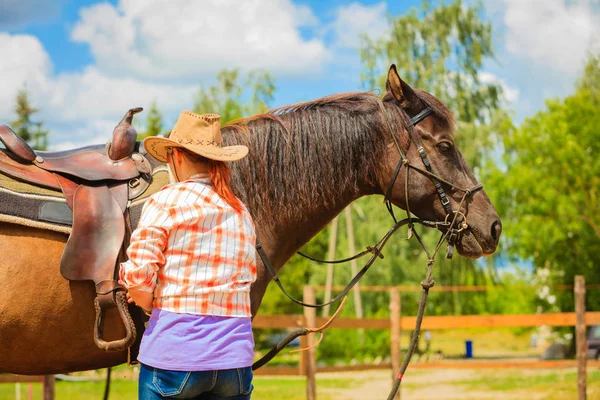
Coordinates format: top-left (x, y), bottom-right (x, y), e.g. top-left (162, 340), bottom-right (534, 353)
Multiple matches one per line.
top-left (193, 69), bottom-right (276, 124)
top-left (12, 85), bottom-right (48, 150)
top-left (487, 53), bottom-right (600, 310)
top-left (360, 0), bottom-right (501, 124)
top-left (352, 0), bottom-right (506, 316)
top-left (138, 100), bottom-right (164, 139)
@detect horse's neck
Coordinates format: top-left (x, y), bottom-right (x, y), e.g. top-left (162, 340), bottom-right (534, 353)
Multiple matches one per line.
top-left (249, 182), bottom-right (374, 315)
top-left (258, 185), bottom-right (372, 272)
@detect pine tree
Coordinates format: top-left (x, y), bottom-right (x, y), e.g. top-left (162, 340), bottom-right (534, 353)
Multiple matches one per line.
top-left (138, 100), bottom-right (163, 139)
top-left (32, 122), bottom-right (49, 151)
top-left (12, 86), bottom-right (49, 150)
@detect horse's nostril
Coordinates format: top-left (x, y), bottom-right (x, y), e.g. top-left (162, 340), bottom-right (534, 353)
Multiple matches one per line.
top-left (491, 220), bottom-right (502, 243)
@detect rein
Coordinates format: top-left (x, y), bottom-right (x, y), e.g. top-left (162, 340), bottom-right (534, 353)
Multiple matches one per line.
top-left (253, 101), bottom-right (484, 400)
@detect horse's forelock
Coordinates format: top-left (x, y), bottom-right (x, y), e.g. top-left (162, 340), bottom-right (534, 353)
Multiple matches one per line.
top-left (414, 89), bottom-right (456, 132)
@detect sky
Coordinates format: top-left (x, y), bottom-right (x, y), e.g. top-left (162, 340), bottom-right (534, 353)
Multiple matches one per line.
top-left (0, 0), bottom-right (598, 150)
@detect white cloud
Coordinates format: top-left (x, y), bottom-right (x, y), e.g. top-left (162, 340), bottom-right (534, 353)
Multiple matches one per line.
top-left (330, 2), bottom-right (389, 49)
top-left (47, 67), bottom-right (195, 122)
top-left (503, 0), bottom-right (600, 75)
top-left (479, 71), bottom-right (520, 103)
top-left (47, 119), bottom-right (118, 151)
top-left (0, 34), bottom-right (52, 120)
top-left (71, 0), bottom-right (329, 80)
top-left (0, 33), bottom-right (195, 147)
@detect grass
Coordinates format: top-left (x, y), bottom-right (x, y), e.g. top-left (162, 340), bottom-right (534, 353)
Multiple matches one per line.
top-left (0, 376), bottom-right (350, 400)
top-left (421, 327), bottom-right (540, 358)
top-left (465, 368), bottom-right (600, 400)
top-left (2, 367), bottom-right (599, 399)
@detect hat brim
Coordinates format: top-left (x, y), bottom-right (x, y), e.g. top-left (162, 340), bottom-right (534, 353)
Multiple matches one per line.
top-left (143, 136), bottom-right (249, 163)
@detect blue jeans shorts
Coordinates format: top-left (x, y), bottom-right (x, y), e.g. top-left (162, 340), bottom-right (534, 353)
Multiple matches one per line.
top-left (139, 364), bottom-right (253, 399)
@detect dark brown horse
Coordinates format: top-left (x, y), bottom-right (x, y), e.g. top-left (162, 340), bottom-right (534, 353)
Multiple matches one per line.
top-left (0, 66), bottom-right (500, 374)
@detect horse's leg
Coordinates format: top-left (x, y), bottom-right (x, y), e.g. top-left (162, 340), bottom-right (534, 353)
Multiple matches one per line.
top-left (0, 223), bottom-right (128, 374)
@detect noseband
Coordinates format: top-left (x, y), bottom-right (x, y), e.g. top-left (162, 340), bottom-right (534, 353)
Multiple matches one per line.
top-left (381, 102), bottom-right (483, 259)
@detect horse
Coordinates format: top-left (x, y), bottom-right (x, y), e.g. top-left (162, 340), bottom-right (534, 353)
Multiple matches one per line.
top-left (0, 65), bottom-right (501, 374)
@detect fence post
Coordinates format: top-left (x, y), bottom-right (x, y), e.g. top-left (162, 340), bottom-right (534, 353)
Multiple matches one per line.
top-left (42, 375), bottom-right (55, 400)
top-left (304, 286), bottom-right (317, 400)
top-left (299, 331), bottom-right (307, 376)
top-left (389, 288), bottom-right (401, 400)
top-left (345, 208), bottom-right (364, 323)
top-left (322, 217), bottom-right (338, 317)
top-left (575, 275), bottom-right (586, 400)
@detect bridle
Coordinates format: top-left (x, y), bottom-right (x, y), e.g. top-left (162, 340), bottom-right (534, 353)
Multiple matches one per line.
top-left (254, 100), bottom-right (485, 399)
top-left (381, 101), bottom-right (484, 259)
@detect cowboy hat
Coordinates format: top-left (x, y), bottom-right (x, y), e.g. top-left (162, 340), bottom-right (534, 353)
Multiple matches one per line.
top-left (143, 110), bottom-right (248, 163)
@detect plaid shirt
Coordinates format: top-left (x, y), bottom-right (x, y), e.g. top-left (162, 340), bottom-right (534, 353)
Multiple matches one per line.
top-left (119, 175), bottom-right (257, 317)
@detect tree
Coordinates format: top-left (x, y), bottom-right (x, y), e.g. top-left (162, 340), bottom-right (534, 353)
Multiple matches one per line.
top-left (354, 0), bottom-right (508, 316)
top-left (360, 0), bottom-right (501, 125)
top-left (12, 86), bottom-right (49, 150)
top-left (138, 100), bottom-right (163, 139)
top-left (486, 53), bottom-right (600, 312)
top-left (193, 69), bottom-right (276, 124)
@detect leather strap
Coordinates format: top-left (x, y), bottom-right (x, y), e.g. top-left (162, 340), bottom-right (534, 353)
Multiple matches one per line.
top-left (0, 125), bottom-right (36, 162)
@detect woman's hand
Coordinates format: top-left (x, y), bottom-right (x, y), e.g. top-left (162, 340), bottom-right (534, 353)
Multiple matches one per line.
top-left (124, 288), bottom-right (154, 315)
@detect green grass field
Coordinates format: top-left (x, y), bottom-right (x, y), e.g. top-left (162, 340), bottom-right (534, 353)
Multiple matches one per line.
top-left (2, 368), bottom-right (598, 399)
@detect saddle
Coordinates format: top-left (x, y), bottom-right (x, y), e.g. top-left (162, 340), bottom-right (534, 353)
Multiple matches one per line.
top-left (0, 108), bottom-right (152, 352)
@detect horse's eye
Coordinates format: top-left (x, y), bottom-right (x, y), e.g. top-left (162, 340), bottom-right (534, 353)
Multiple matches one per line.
top-left (437, 142), bottom-right (452, 153)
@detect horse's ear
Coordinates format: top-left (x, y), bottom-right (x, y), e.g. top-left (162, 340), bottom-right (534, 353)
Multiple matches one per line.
top-left (386, 65), bottom-right (420, 109)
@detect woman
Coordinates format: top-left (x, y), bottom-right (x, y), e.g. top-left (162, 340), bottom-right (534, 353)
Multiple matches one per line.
top-left (119, 111), bottom-right (256, 399)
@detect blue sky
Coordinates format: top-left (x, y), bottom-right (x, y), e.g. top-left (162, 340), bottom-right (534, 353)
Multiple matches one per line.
top-left (0, 0), bottom-right (598, 149)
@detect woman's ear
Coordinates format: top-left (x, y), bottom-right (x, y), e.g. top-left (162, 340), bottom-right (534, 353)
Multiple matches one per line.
top-left (172, 148), bottom-right (184, 166)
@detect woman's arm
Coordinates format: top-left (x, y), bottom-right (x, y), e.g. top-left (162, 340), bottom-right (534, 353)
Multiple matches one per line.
top-left (119, 198), bottom-right (173, 311)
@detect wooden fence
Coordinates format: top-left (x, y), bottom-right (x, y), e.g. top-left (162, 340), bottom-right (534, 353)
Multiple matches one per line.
top-left (0, 375), bottom-right (54, 400)
top-left (252, 292), bottom-right (600, 375)
top-left (253, 279), bottom-right (598, 399)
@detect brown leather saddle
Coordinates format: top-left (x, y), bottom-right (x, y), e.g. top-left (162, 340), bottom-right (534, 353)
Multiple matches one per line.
top-left (0, 108), bottom-right (152, 352)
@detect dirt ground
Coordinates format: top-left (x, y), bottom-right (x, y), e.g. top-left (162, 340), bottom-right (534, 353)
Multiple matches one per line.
top-left (317, 368), bottom-right (592, 400)
top-left (319, 369), bottom-right (488, 400)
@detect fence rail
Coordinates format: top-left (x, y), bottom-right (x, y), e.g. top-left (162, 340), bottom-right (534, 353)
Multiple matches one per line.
top-left (254, 360), bottom-right (600, 376)
top-left (253, 311), bottom-right (600, 330)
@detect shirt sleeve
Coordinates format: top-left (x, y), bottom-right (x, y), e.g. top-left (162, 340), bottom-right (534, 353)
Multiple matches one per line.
top-left (119, 197), bottom-right (173, 293)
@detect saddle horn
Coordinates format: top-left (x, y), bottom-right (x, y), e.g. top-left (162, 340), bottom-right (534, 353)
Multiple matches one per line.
top-left (108, 107), bottom-right (143, 161)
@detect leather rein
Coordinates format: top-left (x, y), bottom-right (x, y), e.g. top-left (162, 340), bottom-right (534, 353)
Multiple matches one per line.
top-left (254, 101), bottom-right (483, 399)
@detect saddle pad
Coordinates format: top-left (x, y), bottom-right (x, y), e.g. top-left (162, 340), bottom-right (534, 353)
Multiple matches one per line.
top-left (0, 174), bottom-right (72, 233)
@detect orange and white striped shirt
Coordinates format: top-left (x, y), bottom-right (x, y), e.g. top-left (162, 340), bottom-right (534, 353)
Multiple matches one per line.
top-left (119, 175), bottom-right (257, 317)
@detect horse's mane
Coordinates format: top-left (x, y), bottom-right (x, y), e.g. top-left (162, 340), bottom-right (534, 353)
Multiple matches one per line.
top-left (222, 90), bottom-right (453, 224)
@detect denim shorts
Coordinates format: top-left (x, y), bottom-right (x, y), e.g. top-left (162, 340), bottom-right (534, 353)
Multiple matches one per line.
top-left (139, 364), bottom-right (253, 399)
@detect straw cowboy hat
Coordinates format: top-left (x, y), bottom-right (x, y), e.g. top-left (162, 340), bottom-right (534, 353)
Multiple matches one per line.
top-left (143, 110), bottom-right (248, 163)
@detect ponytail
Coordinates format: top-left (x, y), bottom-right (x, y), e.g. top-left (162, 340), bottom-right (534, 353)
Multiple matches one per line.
top-left (209, 160), bottom-right (244, 213)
